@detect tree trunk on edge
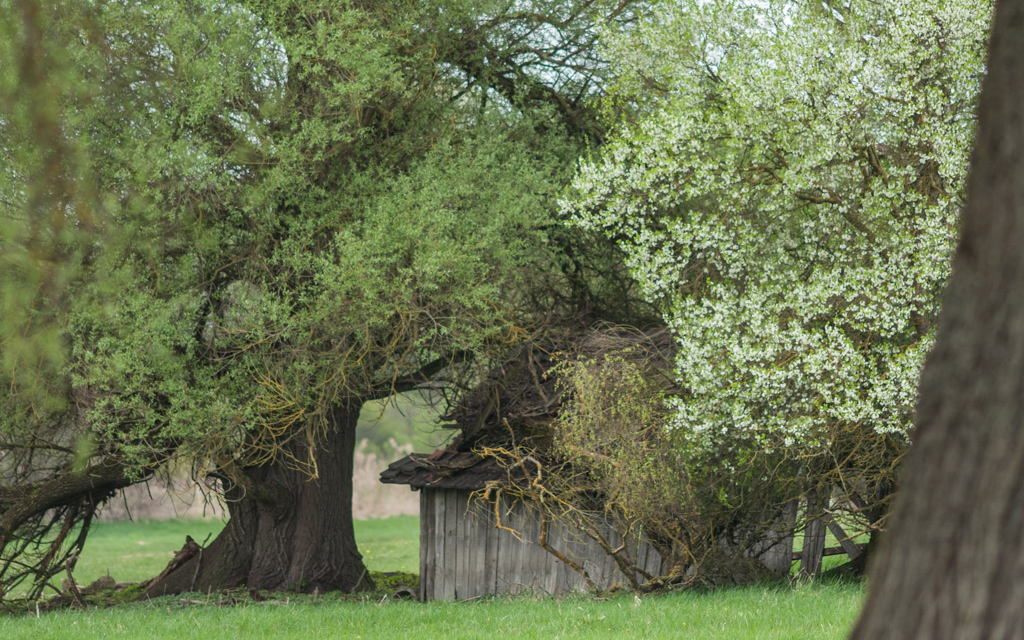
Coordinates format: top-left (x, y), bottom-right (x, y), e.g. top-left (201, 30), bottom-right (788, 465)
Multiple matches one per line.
top-left (146, 402), bottom-right (372, 596)
top-left (850, 3), bottom-right (1024, 638)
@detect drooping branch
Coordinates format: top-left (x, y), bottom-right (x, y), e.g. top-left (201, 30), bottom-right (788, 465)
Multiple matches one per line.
top-left (0, 456), bottom-right (157, 543)
top-left (0, 450), bottom-right (171, 601)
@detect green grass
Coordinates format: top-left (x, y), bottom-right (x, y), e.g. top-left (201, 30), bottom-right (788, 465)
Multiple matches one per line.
top-left (1, 582), bottom-right (865, 639)
top-left (74, 519), bottom-right (227, 585)
top-left (4, 516), bottom-right (866, 638)
top-left (352, 515), bottom-right (419, 574)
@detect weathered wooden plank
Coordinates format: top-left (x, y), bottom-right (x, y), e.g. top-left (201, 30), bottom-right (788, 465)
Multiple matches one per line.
top-left (645, 540), bottom-right (664, 577)
top-left (521, 512), bottom-right (538, 593)
top-left (460, 492), bottom-right (469, 598)
top-left (478, 500), bottom-right (489, 598)
top-left (426, 491), bottom-right (436, 601)
top-left (800, 490), bottom-right (827, 578)
top-left (468, 493), bottom-right (477, 597)
top-left (495, 496), bottom-right (516, 595)
top-left (533, 515), bottom-right (550, 594)
top-left (558, 523), bottom-right (579, 594)
top-left (454, 491), bottom-right (465, 598)
top-left (583, 524), bottom-right (610, 589)
top-left (427, 491), bottom-right (675, 599)
top-left (516, 512), bottom-right (533, 594)
top-left (643, 540), bottom-right (659, 573)
top-left (756, 499), bottom-right (797, 575)
top-left (634, 537), bottom-right (649, 582)
top-left (479, 500), bottom-right (492, 597)
top-left (567, 528), bottom-right (591, 592)
top-left (457, 491), bottom-right (476, 598)
top-left (500, 498), bottom-right (517, 595)
top-left (615, 527), bottom-right (634, 587)
top-left (510, 501), bottom-right (528, 594)
top-left (605, 524), bottom-right (623, 587)
top-left (823, 514), bottom-right (862, 560)
top-left (544, 519), bottom-right (565, 595)
top-left (433, 490), bottom-right (446, 601)
top-left (463, 496), bottom-right (477, 598)
top-left (470, 495), bottom-right (482, 597)
top-left (792, 544), bottom-right (866, 560)
top-left (442, 489), bottom-right (458, 600)
top-left (558, 526), bottom-right (580, 592)
top-left (526, 508), bottom-right (542, 593)
top-left (484, 500), bottom-right (498, 596)
top-left (455, 489), bottom-right (468, 599)
top-left (419, 490), bottom-right (432, 602)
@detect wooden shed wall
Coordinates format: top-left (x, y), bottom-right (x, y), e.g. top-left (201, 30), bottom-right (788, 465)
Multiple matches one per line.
top-left (419, 488), bottom-right (664, 601)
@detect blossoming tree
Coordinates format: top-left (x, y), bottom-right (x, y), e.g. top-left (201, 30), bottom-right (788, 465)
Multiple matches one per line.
top-left (563, 0), bottom-right (992, 563)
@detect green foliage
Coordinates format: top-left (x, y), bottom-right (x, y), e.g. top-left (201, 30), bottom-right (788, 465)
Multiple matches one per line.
top-left (0, 0), bottom-right (650, 598)
top-left (556, 348), bottom-right (695, 543)
top-left (551, 335), bottom-right (797, 585)
top-left (0, 0), bottom-right (642, 475)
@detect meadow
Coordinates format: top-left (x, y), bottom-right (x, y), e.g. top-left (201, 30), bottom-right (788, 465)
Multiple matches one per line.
top-left (0, 516), bottom-right (867, 639)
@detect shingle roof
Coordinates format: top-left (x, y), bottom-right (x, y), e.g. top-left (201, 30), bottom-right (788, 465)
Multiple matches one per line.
top-left (379, 449), bottom-right (510, 490)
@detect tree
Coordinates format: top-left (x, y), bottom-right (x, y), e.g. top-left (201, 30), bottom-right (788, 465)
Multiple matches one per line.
top-left (0, 0), bottom-right (652, 599)
top-left (561, 0), bottom-right (991, 568)
top-left (849, 1), bottom-right (1024, 637)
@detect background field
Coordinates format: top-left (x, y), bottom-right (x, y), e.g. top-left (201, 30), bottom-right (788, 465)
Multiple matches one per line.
top-left (74, 516), bottom-right (420, 585)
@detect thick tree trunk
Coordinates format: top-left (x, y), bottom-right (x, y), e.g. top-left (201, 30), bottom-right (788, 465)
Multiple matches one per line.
top-left (146, 402), bottom-right (371, 596)
top-left (850, 3), bottom-right (1024, 638)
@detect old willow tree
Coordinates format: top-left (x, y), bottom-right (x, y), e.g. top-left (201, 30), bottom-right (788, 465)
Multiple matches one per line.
top-left (850, 1), bottom-right (1024, 638)
top-left (0, 0), bottom-right (649, 598)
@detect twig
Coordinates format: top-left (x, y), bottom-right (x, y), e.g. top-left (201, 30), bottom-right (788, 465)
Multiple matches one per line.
top-left (350, 567), bottom-right (368, 594)
top-left (190, 533), bottom-right (212, 592)
top-left (63, 554), bottom-right (86, 609)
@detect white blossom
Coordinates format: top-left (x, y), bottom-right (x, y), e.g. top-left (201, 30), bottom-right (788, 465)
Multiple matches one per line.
top-left (563, 0), bottom-right (991, 450)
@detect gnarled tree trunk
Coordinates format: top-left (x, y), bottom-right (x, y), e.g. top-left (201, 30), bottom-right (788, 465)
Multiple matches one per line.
top-left (850, 3), bottom-right (1024, 638)
top-left (146, 402), bottom-right (372, 596)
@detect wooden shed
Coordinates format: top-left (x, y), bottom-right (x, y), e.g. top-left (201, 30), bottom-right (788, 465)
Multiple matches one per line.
top-left (379, 329), bottom-right (869, 599)
top-left (381, 450), bottom-right (664, 601)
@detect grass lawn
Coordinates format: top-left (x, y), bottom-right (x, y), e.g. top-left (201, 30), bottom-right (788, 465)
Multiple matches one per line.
top-left (2, 582), bottom-right (865, 640)
top-left (2, 516), bottom-right (866, 639)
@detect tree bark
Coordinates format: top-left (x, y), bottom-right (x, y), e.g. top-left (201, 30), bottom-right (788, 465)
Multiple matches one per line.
top-left (146, 402), bottom-right (372, 596)
top-left (850, 3), bottom-right (1024, 638)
